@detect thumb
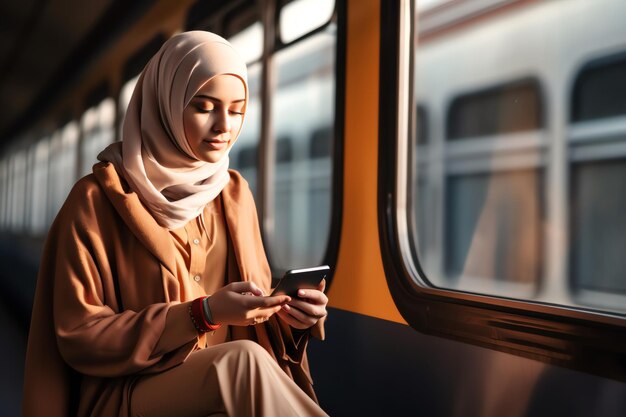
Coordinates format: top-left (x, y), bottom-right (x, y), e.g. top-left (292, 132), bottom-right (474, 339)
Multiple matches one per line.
top-left (318, 278), bottom-right (326, 293)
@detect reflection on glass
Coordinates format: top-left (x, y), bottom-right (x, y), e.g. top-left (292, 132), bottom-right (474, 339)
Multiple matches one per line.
top-left (269, 29), bottom-right (336, 269)
top-left (409, 0), bottom-right (626, 313)
top-left (229, 63), bottom-right (261, 199)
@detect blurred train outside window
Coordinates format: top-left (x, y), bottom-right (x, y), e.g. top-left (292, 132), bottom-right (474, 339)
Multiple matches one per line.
top-left (569, 51), bottom-right (626, 312)
top-left (80, 98), bottom-right (115, 177)
top-left (405, 0), bottom-right (626, 314)
top-left (268, 0), bottom-right (337, 270)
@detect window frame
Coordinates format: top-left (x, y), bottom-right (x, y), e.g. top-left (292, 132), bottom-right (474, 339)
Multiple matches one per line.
top-left (379, 0), bottom-right (626, 382)
top-left (187, 0), bottom-right (346, 282)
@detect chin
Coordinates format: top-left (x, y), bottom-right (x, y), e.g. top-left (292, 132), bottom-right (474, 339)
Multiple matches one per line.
top-left (200, 152), bottom-right (226, 163)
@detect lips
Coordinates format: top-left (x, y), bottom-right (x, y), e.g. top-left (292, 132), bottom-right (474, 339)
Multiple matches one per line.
top-left (203, 139), bottom-right (228, 150)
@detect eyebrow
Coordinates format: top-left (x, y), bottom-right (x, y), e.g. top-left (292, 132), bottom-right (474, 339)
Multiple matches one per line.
top-left (194, 94), bottom-right (246, 104)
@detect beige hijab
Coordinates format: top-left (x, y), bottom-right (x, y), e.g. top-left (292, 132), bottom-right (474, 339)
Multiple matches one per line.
top-left (98, 31), bottom-right (248, 229)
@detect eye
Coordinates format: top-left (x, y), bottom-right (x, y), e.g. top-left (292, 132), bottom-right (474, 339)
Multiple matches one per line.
top-left (229, 110), bottom-right (245, 116)
top-left (195, 106), bottom-right (214, 114)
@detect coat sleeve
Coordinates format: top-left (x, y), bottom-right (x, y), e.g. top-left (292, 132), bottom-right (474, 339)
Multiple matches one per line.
top-left (51, 184), bottom-right (197, 378)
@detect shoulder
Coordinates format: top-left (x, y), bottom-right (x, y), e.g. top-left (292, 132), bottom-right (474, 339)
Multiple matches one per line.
top-left (225, 169), bottom-right (255, 203)
top-left (227, 168), bottom-right (250, 189)
top-left (64, 174), bottom-right (109, 213)
top-left (54, 174), bottom-right (113, 230)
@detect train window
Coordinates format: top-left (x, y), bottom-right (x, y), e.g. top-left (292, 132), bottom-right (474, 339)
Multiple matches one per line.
top-left (415, 105), bottom-right (429, 146)
top-left (268, 12), bottom-right (337, 269)
top-left (237, 145), bottom-right (258, 169)
top-left (228, 22), bottom-right (263, 64)
top-left (0, 159), bottom-right (8, 229)
top-left (226, 5), bottom-right (263, 198)
top-left (378, 0), bottom-right (626, 382)
top-left (118, 75), bottom-right (139, 141)
top-left (118, 35), bottom-right (165, 142)
top-left (29, 138), bottom-right (49, 235)
top-left (47, 122), bottom-right (78, 223)
top-left (409, 78), bottom-right (546, 299)
top-left (309, 126), bottom-right (332, 159)
top-left (570, 160), bottom-right (626, 310)
top-left (279, 0), bottom-right (335, 44)
top-left (276, 136), bottom-right (294, 163)
top-left (80, 98), bottom-right (115, 177)
top-left (9, 150), bottom-right (28, 232)
top-left (447, 79), bottom-right (543, 140)
top-left (228, 62), bottom-right (262, 199)
top-left (443, 169), bottom-right (543, 296)
top-left (568, 51), bottom-right (626, 313)
top-left (571, 52), bottom-right (626, 122)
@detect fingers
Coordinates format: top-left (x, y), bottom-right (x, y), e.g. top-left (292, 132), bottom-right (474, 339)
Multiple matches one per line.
top-left (276, 309), bottom-right (310, 329)
top-left (247, 305), bottom-right (284, 325)
top-left (318, 278), bottom-right (326, 293)
top-left (244, 294), bottom-right (291, 309)
top-left (227, 281), bottom-right (265, 296)
top-left (284, 300), bottom-right (327, 319)
top-left (295, 288), bottom-right (328, 306)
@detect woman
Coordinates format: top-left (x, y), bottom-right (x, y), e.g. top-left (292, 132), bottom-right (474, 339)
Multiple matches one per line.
top-left (22, 31), bottom-right (329, 417)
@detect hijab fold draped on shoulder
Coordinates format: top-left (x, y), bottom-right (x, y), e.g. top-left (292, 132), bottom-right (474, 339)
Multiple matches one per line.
top-left (98, 31), bottom-right (248, 229)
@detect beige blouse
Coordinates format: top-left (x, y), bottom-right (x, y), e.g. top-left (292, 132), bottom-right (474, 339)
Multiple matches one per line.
top-left (168, 195), bottom-right (229, 347)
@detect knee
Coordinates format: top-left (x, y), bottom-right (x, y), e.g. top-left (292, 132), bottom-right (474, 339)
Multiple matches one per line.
top-left (227, 340), bottom-right (273, 363)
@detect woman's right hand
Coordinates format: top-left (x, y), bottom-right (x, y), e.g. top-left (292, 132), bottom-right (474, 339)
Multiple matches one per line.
top-left (208, 281), bottom-right (291, 326)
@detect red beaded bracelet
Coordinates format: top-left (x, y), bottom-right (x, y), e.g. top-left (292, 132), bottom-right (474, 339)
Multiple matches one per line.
top-left (189, 296), bottom-right (222, 333)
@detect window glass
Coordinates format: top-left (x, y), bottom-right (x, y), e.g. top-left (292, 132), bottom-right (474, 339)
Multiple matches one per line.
top-left (229, 62), bottom-right (262, 198)
top-left (10, 150), bottom-right (27, 232)
top-left (268, 25), bottom-right (336, 269)
top-left (447, 80), bottom-right (542, 140)
top-left (119, 75), bottom-right (140, 140)
top-left (30, 138), bottom-right (49, 235)
top-left (0, 159), bottom-right (7, 229)
top-left (229, 22), bottom-right (263, 64)
top-left (568, 51), bottom-right (626, 312)
top-left (80, 98), bottom-right (115, 176)
top-left (48, 122), bottom-right (78, 222)
top-left (280, 0), bottom-right (334, 44)
top-left (572, 53), bottom-right (626, 122)
top-left (407, 0), bottom-right (626, 314)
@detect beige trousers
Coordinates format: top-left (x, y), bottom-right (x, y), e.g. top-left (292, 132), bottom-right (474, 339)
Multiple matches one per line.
top-left (130, 340), bottom-right (329, 417)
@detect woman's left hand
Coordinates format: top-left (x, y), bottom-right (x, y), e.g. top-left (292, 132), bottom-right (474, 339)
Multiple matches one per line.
top-left (276, 279), bottom-right (328, 330)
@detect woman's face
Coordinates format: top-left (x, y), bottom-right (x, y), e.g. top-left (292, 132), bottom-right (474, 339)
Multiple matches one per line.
top-left (183, 74), bottom-right (246, 163)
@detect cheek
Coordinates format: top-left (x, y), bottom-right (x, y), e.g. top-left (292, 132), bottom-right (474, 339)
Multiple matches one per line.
top-left (231, 117), bottom-right (244, 135)
top-left (183, 114), bottom-right (206, 142)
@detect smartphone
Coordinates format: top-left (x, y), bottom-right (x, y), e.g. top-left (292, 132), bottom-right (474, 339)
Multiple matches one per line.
top-left (271, 265), bottom-right (330, 296)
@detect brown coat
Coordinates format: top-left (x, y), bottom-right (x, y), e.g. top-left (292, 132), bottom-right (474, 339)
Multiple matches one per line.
top-left (21, 162), bottom-right (324, 417)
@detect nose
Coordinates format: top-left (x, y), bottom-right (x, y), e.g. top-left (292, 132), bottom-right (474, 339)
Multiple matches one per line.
top-left (212, 108), bottom-right (231, 133)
